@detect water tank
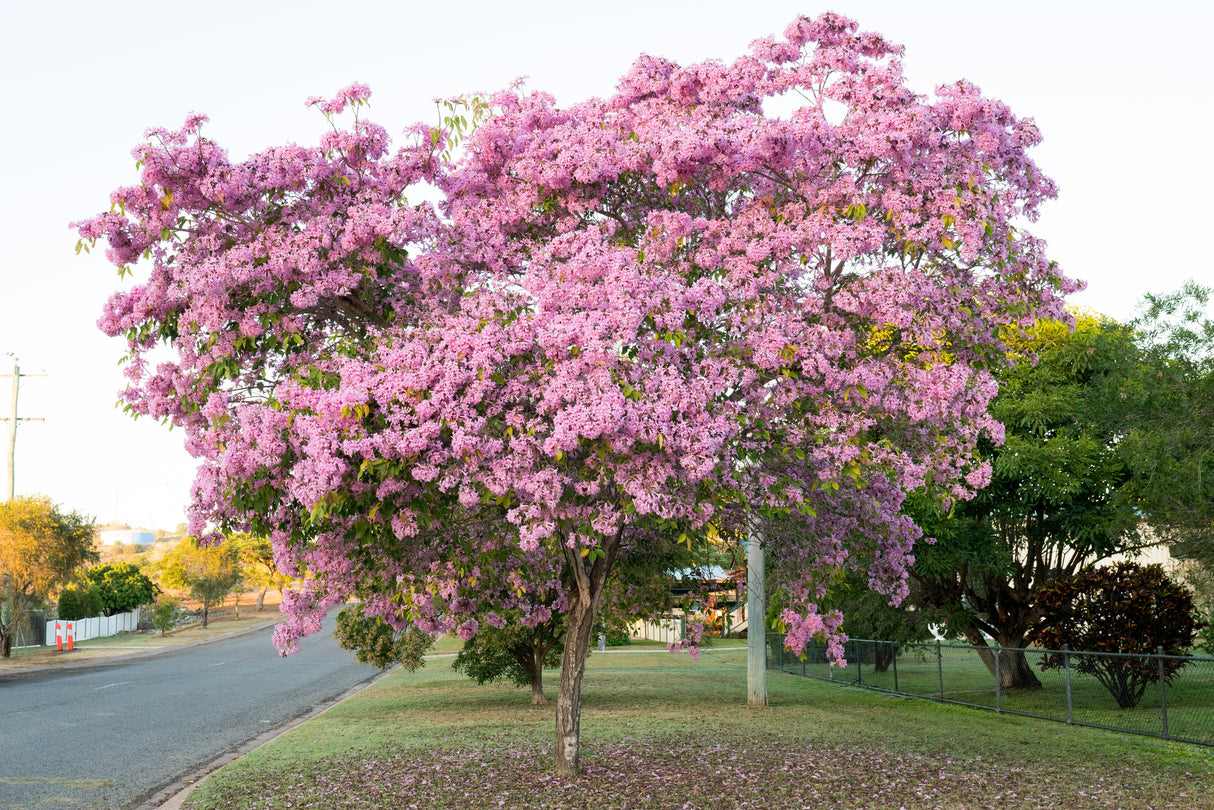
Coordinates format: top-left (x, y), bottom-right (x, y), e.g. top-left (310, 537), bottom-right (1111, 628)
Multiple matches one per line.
top-left (99, 530), bottom-right (155, 546)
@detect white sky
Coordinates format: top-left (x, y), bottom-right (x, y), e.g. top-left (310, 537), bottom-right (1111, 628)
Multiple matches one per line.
top-left (1, 0), bottom-right (1209, 531)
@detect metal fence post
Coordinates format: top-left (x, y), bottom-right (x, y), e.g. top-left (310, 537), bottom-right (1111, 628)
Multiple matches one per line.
top-left (1158, 645), bottom-right (1169, 739)
top-left (892, 642), bottom-right (899, 694)
top-left (994, 641), bottom-right (1002, 713)
top-left (937, 639), bottom-right (944, 703)
top-left (1063, 644), bottom-right (1073, 724)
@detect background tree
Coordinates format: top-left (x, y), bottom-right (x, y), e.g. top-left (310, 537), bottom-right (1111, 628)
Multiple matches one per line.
top-left (1027, 562), bottom-right (1204, 708)
top-left (0, 496), bottom-right (96, 656)
top-left (333, 607), bottom-right (434, 669)
top-left (84, 562), bottom-right (159, 615)
top-left (1120, 283), bottom-right (1214, 564)
top-left (159, 538), bottom-right (242, 628)
top-left (912, 314), bottom-right (1153, 690)
top-left (80, 14), bottom-right (1073, 775)
top-left (227, 534), bottom-right (291, 611)
top-left (150, 594), bottom-right (183, 635)
top-left (56, 581), bottom-right (102, 621)
top-left (452, 613), bottom-right (566, 705)
top-left (816, 570), bottom-right (930, 672)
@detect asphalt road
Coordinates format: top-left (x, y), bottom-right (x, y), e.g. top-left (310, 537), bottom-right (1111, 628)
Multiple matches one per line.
top-left (0, 608), bottom-right (382, 810)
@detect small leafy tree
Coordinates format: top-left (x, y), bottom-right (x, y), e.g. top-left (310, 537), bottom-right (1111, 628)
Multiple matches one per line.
top-left (1028, 562), bottom-right (1205, 709)
top-left (159, 538), bottom-right (242, 628)
top-left (818, 570), bottom-right (930, 673)
top-left (151, 595), bottom-right (183, 635)
top-left (333, 607), bottom-right (434, 669)
top-left (85, 562), bottom-right (160, 615)
top-left (453, 613), bottom-right (566, 705)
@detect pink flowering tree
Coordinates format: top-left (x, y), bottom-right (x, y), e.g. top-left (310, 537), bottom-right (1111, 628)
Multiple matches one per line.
top-left (78, 14), bottom-right (1074, 776)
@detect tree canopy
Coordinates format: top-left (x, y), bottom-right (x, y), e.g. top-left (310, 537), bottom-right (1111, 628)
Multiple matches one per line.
top-left (0, 496), bottom-right (97, 656)
top-left (913, 313), bottom-right (1151, 689)
top-left (159, 538), bottom-right (242, 628)
top-left (78, 13), bottom-right (1072, 774)
top-left (1121, 282), bottom-right (1214, 563)
top-left (85, 562), bottom-right (160, 615)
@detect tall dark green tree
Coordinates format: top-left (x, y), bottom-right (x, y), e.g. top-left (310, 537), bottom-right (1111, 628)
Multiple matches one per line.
top-left (1120, 282), bottom-right (1214, 568)
top-left (913, 314), bottom-right (1155, 690)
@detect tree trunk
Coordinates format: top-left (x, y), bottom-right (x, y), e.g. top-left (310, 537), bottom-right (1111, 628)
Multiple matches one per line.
top-left (256, 587), bottom-right (267, 611)
top-left (202, 599), bottom-right (210, 628)
top-left (530, 643), bottom-right (549, 705)
top-left (1, 632), bottom-right (11, 658)
top-left (555, 592), bottom-right (597, 777)
top-left (531, 667), bottom-right (547, 705)
top-left (997, 645), bottom-right (1041, 691)
top-left (962, 626), bottom-right (1042, 691)
top-left (873, 642), bottom-right (895, 673)
top-left (553, 533), bottom-right (619, 777)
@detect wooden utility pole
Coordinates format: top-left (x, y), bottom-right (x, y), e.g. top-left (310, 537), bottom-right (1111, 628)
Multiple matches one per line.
top-left (746, 520), bottom-right (767, 706)
top-left (1, 359), bottom-right (45, 501)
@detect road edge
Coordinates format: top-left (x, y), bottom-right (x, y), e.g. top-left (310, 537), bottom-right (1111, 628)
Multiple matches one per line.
top-left (139, 665), bottom-right (397, 810)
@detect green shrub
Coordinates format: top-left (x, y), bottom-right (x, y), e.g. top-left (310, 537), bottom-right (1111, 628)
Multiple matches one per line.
top-left (1029, 562), bottom-right (1206, 708)
top-left (151, 595), bottom-right (183, 635)
top-left (57, 582), bottom-right (102, 621)
top-left (605, 626), bottom-right (631, 647)
top-left (1199, 611), bottom-right (1214, 657)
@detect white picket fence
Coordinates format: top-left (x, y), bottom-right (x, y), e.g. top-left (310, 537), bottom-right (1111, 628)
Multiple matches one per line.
top-left (46, 608), bottom-right (141, 643)
top-left (630, 615), bottom-right (685, 644)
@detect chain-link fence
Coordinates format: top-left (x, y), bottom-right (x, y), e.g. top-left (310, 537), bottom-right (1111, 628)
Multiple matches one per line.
top-left (768, 634), bottom-right (1214, 747)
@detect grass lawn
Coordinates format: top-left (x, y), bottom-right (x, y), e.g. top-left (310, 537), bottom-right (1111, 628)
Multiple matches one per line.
top-left (183, 644), bottom-right (1214, 809)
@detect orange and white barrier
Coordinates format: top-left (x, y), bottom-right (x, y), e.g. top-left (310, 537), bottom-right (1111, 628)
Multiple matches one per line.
top-left (55, 620), bottom-right (75, 651)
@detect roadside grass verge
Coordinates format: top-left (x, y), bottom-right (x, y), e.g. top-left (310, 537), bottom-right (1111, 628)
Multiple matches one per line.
top-left (183, 645), bottom-right (1214, 809)
top-left (0, 612), bottom-right (279, 671)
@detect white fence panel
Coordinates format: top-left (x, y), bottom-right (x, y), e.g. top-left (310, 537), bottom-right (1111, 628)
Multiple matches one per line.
top-left (45, 607), bottom-right (140, 644)
top-left (630, 615), bottom-right (685, 644)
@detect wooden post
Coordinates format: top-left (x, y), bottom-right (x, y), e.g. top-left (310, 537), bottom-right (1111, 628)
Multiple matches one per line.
top-left (746, 521), bottom-right (766, 707)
